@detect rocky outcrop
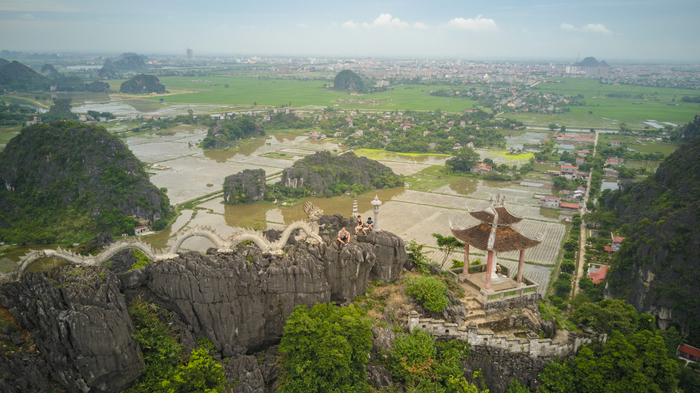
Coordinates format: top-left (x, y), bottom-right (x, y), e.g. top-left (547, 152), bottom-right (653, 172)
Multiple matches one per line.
top-left (104, 54), bottom-right (146, 70)
top-left (604, 131), bottom-right (700, 344)
top-left (40, 64), bottom-right (60, 78)
top-left (123, 228), bottom-right (406, 357)
top-left (0, 216), bottom-right (408, 391)
top-left (119, 74), bottom-right (165, 94)
top-left (0, 266), bottom-right (144, 392)
top-left (464, 346), bottom-right (547, 393)
top-left (0, 122), bottom-right (172, 242)
top-left (223, 169), bottom-right (266, 205)
top-left (0, 343), bottom-right (63, 393)
top-left (280, 151), bottom-right (402, 196)
top-left (224, 347), bottom-right (280, 393)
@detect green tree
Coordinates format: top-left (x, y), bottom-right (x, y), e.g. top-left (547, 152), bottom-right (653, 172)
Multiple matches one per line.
top-left (505, 379), bottom-right (530, 393)
top-left (571, 299), bottom-right (641, 336)
top-left (446, 147), bottom-right (481, 173)
top-left (161, 348), bottom-right (225, 393)
top-left (278, 303), bottom-right (373, 393)
top-left (431, 233), bottom-right (465, 266)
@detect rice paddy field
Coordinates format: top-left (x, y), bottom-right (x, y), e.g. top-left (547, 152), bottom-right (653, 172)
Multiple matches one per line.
top-left (512, 78), bottom-right (700, 128)
top-left (94, 75), bottom-right (700, 131)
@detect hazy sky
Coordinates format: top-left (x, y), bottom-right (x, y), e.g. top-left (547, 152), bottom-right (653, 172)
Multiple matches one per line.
top-left (1, 0), bottom-right (699, 62)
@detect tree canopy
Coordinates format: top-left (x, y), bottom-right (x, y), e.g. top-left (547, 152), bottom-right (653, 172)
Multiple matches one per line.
top-left (278, 303), bottom-right (373, 393)
top-left (446, 147), bottom-right (481, 173)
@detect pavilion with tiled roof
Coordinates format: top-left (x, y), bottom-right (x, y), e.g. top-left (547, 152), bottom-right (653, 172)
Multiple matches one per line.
top-left (450, 194), bottom-right (542, 290)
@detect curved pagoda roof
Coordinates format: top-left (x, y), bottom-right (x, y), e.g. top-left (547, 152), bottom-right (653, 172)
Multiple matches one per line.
top-left (470, 206), bottom-right (522, 226)
top-left (451, 224), bottom-right (541, 252)
top-left (451, 194), bottom-right (541, 252)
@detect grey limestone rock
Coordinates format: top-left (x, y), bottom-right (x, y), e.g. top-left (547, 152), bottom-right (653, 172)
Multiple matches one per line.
top-left (0, 266), bottom-right (143, 393)
top-left (223, 169), bottom-right (266, 204)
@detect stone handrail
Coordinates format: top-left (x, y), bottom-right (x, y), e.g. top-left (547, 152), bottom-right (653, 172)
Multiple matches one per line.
top-left (408, 312), bottom-right (605, 359)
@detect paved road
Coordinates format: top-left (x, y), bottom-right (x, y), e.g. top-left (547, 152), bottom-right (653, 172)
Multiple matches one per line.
top-left (571, 131), bottom-right (599, 300)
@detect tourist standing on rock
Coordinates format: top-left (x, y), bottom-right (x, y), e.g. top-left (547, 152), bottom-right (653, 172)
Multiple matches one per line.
top-left (337, 227), bottom-right (351, 244)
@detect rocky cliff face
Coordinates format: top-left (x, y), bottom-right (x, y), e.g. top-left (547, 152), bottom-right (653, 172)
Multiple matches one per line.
top-left (0, 221), bottom-right (407, 391)
top-left (605, 131), bottom-right (700, 344)
top-left (465, 347), bottom-right (547, 393)
top-left (223, 169), bottom-right (266, 204)
top-left (0, 266), bottom-right (144, 392)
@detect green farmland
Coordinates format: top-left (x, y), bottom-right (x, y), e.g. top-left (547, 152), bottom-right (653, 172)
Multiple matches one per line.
top-left (98, 74), bottom-right (700, 129)
top-left (104, 76), bottom-right (481, 112)
top-left (513, 78), bottom-right (700, 128)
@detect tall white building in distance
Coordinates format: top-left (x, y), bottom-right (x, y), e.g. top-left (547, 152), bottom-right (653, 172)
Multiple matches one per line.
top-left (187, 48), bottom-right (193, 59)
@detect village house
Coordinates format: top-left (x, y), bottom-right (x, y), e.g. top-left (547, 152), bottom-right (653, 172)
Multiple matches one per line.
top-left (610, 140), bottom-right (621, 148)
top-left (539, 196), bottom-right (561, 208)
top-left (134, 226), bottom-right (148, 236)
top-left (677, 344), bottom-right (700, 363)
top-left (603, 168), bottom-right (619, 177)
top-left (606, 157), bottom-right (623, 166)
top-left (471, 163), bottom-right (492, 173)
top-left (612, 236), bottom-right (625, 252)
top-left (588, 263), bottom-right (610, 284)
top-left (575, 157), bottom-right (586, 166)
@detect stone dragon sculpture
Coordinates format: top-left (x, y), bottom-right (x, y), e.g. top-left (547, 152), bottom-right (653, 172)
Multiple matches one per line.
top-left (0, 202), bottom-right (326, 283)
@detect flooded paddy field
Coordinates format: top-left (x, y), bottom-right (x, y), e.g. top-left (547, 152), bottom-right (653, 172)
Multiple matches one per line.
top-left (2, 130), bottom-right (566, 291)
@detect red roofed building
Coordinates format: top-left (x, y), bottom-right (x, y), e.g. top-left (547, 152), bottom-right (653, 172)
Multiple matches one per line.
top-left (612, 236), bottom-right (625, 251)
top-left (471, 163), bottom-right (492, 173)
top-left (561, 165), bottom-right (578, 174)
top-left (540, 196), bottom-right (561, 208)
top-left (677, 344), bottom-right (700, 363)
top-left (134, 226), bottom-right (148, 236)
top-left (560, 202), bottom-right (580, 210)
top-left (588, 264), bottom-right (610, 284)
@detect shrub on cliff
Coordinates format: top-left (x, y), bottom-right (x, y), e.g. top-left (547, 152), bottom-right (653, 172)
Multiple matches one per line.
top-left (405, 276), bottom-right (449, 313)
top-left (161, 348), bottom-right (225, 393)
top-left (390, 330), bottom-right (475, 391)
top-left (278, 303), bottom-right (372, 392)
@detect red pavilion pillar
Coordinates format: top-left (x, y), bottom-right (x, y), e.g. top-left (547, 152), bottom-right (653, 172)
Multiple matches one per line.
top-left (463, 244), bottom-right (470, 277)
top-left (517, 249), bottom-right (525, 284)
top-left (485, 250), bottom-right (494, 289)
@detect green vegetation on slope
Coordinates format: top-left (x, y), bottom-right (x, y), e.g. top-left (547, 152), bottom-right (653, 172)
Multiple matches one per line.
top-left (268, 151), bottom-right (403, 199)
top-left (602, 117), bottom-right (700, 347)
top-left (279, 303), bottom-right (373, 392)
top-left (120, 74), bottom-right (166, 94)
top-left (0, 121), bottom-right (172, 244)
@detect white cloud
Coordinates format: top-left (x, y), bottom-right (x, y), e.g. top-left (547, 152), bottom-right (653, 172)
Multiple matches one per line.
top-left (342, 20), bottom-right (358, 29)
top-left (582, 23), bottom-right (613, 34)
top-left (447, 16), bottom-right (498, 33)
top-left (364, 13), bottom-right (408, 29)
top-left (298, 23), bottom-right (308, 28)
top-left (560, 23), bottom-right (574, 31)
top-left (414, 22), bottom-right (428, 30)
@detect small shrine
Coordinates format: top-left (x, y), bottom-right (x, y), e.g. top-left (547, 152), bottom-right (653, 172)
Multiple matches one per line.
top-left (450, 194), bottom-right (542, 307)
